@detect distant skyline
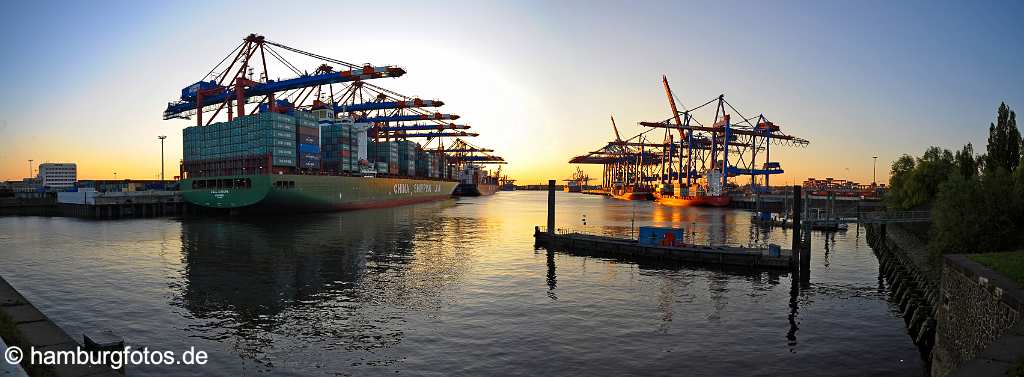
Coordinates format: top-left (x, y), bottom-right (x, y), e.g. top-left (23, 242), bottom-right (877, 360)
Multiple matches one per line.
top-left (1, 0), bottom-right (1022, 184)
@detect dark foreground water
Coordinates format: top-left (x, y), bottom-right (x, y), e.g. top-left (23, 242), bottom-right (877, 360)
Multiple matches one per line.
top-left (0, 192), bottom-right (922, 376)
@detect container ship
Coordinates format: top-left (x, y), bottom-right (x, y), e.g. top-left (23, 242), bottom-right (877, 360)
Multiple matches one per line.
top-left (166, 34), bottom-right (501, 213)
top-left (452, 164), bottom-right (499, 196)
top-left (611, 184), bottom-right (654, 201)
top-left (179, 111), bottom-right (458, 212)
top-left (562, 167), bottom-right (590, 193)
top-left (653, 170), bottom-right (731, 207)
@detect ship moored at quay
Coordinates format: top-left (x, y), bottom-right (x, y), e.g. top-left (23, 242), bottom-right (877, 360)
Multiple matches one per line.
top-left (166, 34), bottom-right (506, 213)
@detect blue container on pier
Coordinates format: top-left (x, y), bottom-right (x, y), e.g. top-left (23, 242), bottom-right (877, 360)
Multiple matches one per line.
top-left (638, 226), bottom-right (685, 247)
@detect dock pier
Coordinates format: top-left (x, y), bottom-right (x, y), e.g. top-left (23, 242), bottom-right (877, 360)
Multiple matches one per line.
top-left (534, 228), bottom-right (794, 270)
top-left (57, 191), bottom-right (191, 219)
top-left (534, 181), bottom-right (800, 271)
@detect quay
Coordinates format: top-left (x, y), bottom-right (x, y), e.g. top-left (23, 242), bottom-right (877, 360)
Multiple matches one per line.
top-left (57, 190), bottom-right (190, 219)
top-left (0, 276), bottom-right (119, 376)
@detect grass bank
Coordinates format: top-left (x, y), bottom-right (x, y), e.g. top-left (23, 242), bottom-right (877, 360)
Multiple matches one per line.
top-left (968, 251), bottom-right (1024, 286)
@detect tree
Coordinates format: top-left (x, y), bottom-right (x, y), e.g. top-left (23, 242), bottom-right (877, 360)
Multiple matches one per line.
top-left (884, 148), bottom-right (954, 210)
top-left (885, 154), bottom-right (916, 209)
top-left (929, 103), bottom-right (1024, 255)
top-left (985, 102), bottom-right (1021, 173)
top-left (931, 168), bottom-right (1024, 254)
top-left (955, 143), bottom-right (978, 178)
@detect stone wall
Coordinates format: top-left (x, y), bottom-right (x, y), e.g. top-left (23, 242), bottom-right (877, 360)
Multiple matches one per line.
top-left (933, 255), bottom-right (1024, 377)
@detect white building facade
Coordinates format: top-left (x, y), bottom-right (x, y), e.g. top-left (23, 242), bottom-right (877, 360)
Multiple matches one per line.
top-left (37, 163), bottom-right (77, 189)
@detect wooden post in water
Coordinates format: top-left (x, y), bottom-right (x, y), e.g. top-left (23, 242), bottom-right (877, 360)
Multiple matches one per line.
top-left (791, 185), bottom-right (802, 272)
top-left (547, 179), bottom-right (556, 234)
top-left (796, 186), bottom-right (811, 282)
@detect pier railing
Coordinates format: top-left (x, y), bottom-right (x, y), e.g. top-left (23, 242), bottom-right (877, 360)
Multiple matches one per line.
top-left (798, 210), bottom-right (931, 224)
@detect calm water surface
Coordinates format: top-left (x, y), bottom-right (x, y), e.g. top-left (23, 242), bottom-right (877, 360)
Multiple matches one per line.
top-left (0, 192), bottom-right (922, 376)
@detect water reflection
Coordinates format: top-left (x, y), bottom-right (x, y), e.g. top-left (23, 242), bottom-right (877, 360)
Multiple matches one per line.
top-left (173, 202), bottom-right (471, 366)
top-left (545, 249), bottom-right (557, 300)
top-left (0, 193), bottom-right (925, 376)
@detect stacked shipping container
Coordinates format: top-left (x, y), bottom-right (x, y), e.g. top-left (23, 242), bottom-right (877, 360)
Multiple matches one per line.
top-left (295, 111), bottom-right (321, 170)
top-left (183, 110), bottom-right (452, 179)
top-left (321, 121), bottom-right (359, 173)
top-left (182, 112), bottom-right (299, 176)
top-left (368, 141), bottom-right (400, 174)
top-left (396, 141), bottom-right (416, 176)
top-left (415, 150), bottom-right (441, 178)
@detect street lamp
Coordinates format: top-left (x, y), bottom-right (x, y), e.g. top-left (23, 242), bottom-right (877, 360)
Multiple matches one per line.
top-left (158, 135), bottom-right (167, 183)
top-left (872, 156), bottom-right (878, 185)
top-left (27, 159), bottom-right (33, 179)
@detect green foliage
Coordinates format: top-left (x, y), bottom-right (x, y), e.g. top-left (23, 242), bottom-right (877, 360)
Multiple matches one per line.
top-left (930, 170), bottom-right (1023, 254)
top-left (884, 147), bottom-right (954, 210)
top-left (888, 102), bottom-right (1024, 255)
top-left (985, 102), bottom-right (1021, 173)
top-left (955, 143), bottom-right (977, 178)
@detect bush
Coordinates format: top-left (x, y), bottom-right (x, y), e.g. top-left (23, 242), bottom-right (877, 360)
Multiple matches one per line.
top-left (930, 169), bottom-right (1024, 254)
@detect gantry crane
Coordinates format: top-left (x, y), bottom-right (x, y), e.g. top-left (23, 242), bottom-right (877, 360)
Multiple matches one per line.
top-left (639, 76), bottom-right (808, 195)
top-left (163, 34), bottom-right (505, 178)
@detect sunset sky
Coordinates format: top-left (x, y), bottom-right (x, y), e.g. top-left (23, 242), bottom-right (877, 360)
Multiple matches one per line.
top-left (1, 1), bottom-right (1022, 185)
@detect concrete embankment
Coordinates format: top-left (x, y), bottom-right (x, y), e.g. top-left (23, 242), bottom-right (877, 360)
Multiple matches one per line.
top-left (867, 223), bottom-right (1024, 377)
top-left (0, 276), bottom-right (117, 377)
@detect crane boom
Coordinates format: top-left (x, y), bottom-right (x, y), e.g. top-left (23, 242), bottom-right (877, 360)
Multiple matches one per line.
top-left (662, 75), bottom-right (685, 139)
top-left (639, 121), bottom-right (807, 142)
top-left (610, 114), bottom-right (623, 141)
top-left (360, 113), bottom-right (460, 123)
top-left (335, 99), bottom-right (443, 112)
top-left (375, 124), bottom-right (470, 131)
top-left (164, 66), bottom-right (405, 119)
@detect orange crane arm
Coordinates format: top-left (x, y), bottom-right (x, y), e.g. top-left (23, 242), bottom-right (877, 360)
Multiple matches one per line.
top-left (662, 75), bottom-right (685, 139)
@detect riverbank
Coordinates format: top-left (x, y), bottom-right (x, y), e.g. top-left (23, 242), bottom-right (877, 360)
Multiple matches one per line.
top-left (866, 223), bottom-right (1024, 377)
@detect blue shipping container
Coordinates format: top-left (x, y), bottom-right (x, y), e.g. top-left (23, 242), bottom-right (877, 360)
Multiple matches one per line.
top-left (298, 143), bottom-right (320, 154)
top-left (637, 226), bottom-right (685, 246)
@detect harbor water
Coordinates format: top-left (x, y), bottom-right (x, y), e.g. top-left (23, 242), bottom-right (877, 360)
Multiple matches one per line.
top-left (0, 191), bottom-right (922, 376)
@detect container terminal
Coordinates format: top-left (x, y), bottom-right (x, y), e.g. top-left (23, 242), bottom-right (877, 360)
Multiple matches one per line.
top-left (164, 34), bottom-right (506, 212)
top-left (568, 75), bottom-right (809, 206)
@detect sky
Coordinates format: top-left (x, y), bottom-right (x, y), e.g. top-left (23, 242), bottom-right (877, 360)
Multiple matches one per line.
top-left (1, 0), bottom-right (1022, 185)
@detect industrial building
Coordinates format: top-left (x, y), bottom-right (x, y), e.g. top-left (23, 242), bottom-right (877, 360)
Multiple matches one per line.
top-left (37, 163), bottom-right (77, 189)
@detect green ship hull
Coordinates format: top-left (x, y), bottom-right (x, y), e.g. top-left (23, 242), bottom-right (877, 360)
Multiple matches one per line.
top-left (181, 175), bottom-right (458, 213)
